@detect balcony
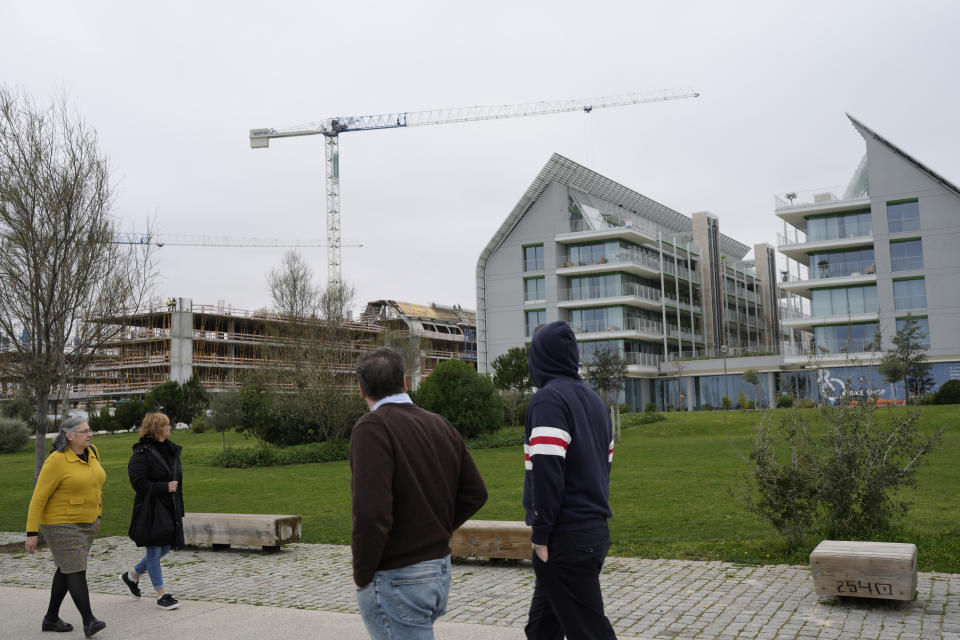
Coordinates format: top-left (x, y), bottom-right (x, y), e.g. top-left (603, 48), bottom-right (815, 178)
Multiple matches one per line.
top-left (558, 248), bottom-right (701, 284)
top-left (774, 187), bottom-right (871, 230)
top-left (570, 317), bottom-right (664, 339)
top-left (558, 282), bottom-right (662, 312)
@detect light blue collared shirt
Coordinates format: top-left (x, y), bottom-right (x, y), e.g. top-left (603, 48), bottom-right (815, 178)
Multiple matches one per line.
top-left (371, 392), bottom-right (413, 412)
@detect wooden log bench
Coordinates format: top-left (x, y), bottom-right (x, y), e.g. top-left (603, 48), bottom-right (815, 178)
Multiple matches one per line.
top-left (449, 520), bottom-right (531, 560)
top-left (182, 513), bottom-right (302, 552)
top-left (810, 540), bottom-right (918, 601)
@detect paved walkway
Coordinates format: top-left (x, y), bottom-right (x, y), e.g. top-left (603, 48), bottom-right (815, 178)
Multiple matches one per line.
top-left (2, 533), bottom-right (958, 639)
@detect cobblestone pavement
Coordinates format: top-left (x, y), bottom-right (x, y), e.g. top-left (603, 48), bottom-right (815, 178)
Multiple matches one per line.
top-left (2, 532), bottom-right (958, 639)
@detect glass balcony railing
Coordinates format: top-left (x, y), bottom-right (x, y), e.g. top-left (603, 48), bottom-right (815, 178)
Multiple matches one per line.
top-left (559, 282), bottom-right (661, 303)
top-left (570, 317), bottom-right (664, 336)
top-left (810, 259), bottom-right (876, 279)
top-left (891, 256), bottom-right (923, 272)
top-left (888, 217), bottom-right (920, 233)
top-left (560, 249), bottom-right (700, 283)
top-left (814, 338), bottom-right (880, 354)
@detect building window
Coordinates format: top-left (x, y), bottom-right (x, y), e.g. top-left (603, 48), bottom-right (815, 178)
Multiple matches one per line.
top-left (887, 199), bottom-right (920, 233)
top-left (523, 244), bottom-right (544, 271)
top-left (895, 316), bottom-right (930, 348)
top-left (813, 323), bottom-right (879, 353)
top-left (525, 309), bottom-right (546, 337)
top-left (805, 210), bottom-right (871, 242)
top-left (893, 278), bottom-right (926, 310)
top-left (808, 248), bottom-right (875, 279)
top-left (524, 277), bottom-right (546, 302)
top-left (889, 239), bottom-right (923, 272)
top-left (811, 285), bottom-right (877, 317)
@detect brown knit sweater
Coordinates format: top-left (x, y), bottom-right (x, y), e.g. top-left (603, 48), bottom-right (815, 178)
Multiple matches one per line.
top-left (350, 402), bottom-right (487, 587)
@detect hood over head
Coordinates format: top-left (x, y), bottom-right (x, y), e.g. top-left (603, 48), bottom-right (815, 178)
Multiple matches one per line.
top-left (528, 320), bottom-right (580, 388)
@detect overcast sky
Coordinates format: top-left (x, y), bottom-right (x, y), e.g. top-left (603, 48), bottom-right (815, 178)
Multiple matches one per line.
top-left (2, 1), bottom-right (957, 316)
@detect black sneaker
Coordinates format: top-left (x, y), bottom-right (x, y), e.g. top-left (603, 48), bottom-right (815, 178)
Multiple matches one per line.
top-left (120, 572), bottom-right (141, 598)
top-left (157, 593), bottom-right (180, 610)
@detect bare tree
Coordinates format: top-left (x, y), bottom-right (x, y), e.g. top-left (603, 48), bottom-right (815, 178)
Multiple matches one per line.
top-left (264, 251), bottom-right (361, 442)
top-left (0, 86), bottom-right (155, 479)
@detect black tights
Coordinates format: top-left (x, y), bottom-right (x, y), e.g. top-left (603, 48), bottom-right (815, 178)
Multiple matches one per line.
top-left (46, 568), bottom-right (95, 624)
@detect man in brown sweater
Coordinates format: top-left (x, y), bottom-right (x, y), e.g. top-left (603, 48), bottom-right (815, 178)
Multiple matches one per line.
top-left (351, 347), bottom-right (487, 639)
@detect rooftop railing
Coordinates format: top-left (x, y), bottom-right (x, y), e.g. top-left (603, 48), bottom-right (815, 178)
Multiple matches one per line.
top-left (774, 185), bottom-right (865, 210)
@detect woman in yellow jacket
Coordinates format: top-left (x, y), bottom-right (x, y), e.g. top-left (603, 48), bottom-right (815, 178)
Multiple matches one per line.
top-left (25, 417), bottom-right (107, 638)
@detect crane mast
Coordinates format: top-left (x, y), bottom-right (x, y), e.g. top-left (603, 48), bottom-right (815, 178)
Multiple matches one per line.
top-left (250, 88), bottom-right (699, 286)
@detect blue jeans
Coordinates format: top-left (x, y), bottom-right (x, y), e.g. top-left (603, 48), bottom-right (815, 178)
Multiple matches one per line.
top-left (133, 545), bottom-right (171, 592)
top-left (356, 555), bottom-right (451, 640)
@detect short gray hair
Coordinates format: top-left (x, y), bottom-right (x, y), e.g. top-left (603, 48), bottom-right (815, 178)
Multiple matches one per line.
top-left (51, 416), bottom-right (88, 453)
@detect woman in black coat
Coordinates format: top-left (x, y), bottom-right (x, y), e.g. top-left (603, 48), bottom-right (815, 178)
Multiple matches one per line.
top-left (120, 412), bottom-right (185, 611)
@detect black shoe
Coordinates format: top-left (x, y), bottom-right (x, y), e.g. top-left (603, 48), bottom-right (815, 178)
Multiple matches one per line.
top-left (157, 593), bottom-right (180, 610)
top-left (120, 571), bottom-right (141, 598)
top-left (41, 617), bottom-right (73, 632)
top-left (83, 618), bottom-right (106, 638)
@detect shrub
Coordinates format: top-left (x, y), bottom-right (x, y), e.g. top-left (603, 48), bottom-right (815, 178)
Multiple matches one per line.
top-left (737, 392), bottom-right (749, 411)
top-left (2, 394), bottom-right (35, 427)
top-left (721, 396), bottom-right (732, 411)
top-left (740, 410), bottom-right (819, 549)
top-left (416, 359), bottom-right (502, 437)
top-left (0, 417), bottom-right (30, 453)
top-left (465, 427), bottom-right (525, 449)
top-left (699, 404), bottom-right (714, 411)
top-left (742, 403), bottom-right (943, 549)
top-left (919, 393), bottom-right (937, 405)
top-left (621, 412), bottom-right (666, 428)
top-left (776, 395), bottom-right (793, 408)
top-left (190, 414), bottom-right (208, 433)
top-left (935, 379), bottom-right (960, 405)
top-left (618, 403), bottom-right (633, 414)
top-left (796, 398), bottom-right (816, 409)
top-left (644, 402), bottom-right (658, 413)
top-left (211, 439), bottom-right (351, 468)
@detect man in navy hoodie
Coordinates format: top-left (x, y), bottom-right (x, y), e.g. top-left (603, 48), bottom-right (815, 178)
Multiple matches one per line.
top-left (524, 321), bottom-right (617, 640)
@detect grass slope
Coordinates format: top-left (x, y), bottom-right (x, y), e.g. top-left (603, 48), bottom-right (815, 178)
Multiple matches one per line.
top-left (2, 406), bottom-right (956, 572)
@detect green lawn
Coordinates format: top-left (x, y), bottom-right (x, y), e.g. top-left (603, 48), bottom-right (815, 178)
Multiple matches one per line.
top-left (3, 406), bottom-right (957, 572)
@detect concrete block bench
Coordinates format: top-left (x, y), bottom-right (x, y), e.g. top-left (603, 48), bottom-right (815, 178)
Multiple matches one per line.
top-left (182, 513), bottom-right (302, 551)
top-left (450, 520), bottom-right (531, 560)
top-left (810, 540), bottom-right (918, 601)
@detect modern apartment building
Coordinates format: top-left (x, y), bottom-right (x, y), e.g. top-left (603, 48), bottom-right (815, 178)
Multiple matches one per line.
top-left (774, 115), bottom-right (960, 399)
top-left (476, 153), bottom-right (778, 409)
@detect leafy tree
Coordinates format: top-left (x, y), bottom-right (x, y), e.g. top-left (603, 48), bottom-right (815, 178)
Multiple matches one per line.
top-left (114, 398), bottom-right (147, 432)
top-left (584, 346), bottom-right (627, 408)
top-left (145, 381), bottom-right (184, 422)
top-left (491, 346), bottom-right (531, 426)
top-left (879, 314), bottom-right (930, 404)
top-left (207, 391), bottom-right (244, 452)
top-left (416, 359), bottom-right (501, 438)
top-left (237, 371), bottom-right (277, 447)
top-left (0, 86), bottom-right (156, 478)
top-left (935, 379), bottom-right (960, 405)
top-left (181, 373), bottom-right (209, 423)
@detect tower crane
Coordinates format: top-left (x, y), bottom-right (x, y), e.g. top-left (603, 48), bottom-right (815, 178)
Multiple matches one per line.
top-left (249, 88), bottom-right (699, 287)
top-left (112, 232), bottom-right (362, 249)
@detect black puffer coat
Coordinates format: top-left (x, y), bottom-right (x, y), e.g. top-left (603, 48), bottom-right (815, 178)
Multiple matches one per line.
top-left (128, 437), bottom-right (185, 549)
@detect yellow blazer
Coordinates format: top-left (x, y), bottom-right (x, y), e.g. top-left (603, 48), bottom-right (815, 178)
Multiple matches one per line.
top-left (26, 445), bottom-right (106, 531)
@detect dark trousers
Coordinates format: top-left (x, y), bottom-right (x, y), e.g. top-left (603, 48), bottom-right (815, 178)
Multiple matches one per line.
top-left (525, 527), bottom-right (617, 640)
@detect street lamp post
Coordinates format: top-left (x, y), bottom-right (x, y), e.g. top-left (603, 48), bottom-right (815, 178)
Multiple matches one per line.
top-left (721, 344), bottom-right (729, 409)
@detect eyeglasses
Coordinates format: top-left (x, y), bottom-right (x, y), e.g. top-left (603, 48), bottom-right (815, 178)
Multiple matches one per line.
top-left (73, 429), bottom-right (93, 435)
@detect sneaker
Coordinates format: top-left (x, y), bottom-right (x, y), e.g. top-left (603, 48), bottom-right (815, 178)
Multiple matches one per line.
top-left (156, 593), bottom-right (180, 610)
top-left (120, 572), bottom-right (141, 598)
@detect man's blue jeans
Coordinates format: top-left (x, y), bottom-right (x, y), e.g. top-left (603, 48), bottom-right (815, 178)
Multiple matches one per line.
top-left (133, 545), bottom-right (171, 592)
top-left (356, 555), bottom-right (451, 640)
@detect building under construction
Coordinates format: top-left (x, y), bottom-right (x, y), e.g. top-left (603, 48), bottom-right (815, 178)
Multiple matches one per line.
top-left (0, 297), bottom-right (477, 407)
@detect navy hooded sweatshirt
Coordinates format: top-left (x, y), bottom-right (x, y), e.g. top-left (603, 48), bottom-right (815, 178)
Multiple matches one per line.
top-left (523, 321), bottom-right (613, 545)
